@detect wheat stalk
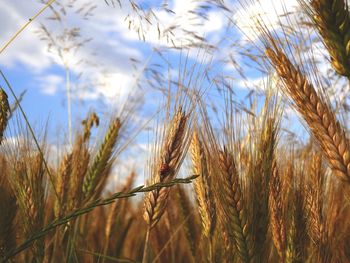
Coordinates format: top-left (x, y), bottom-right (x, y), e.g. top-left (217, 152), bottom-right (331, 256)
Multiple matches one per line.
top-left (142, 109), bottom-right (189, 263)
top-left (176, 185), bottom-right (198, 259)
top-left (0, 184), bottom-right (16, 258)
top-left (190, 131), bottom-right (216, 239)
top-left (102, 171), bottom-right (136, 263)
top-left (250, 111), bottom-right (278, 259)
top-left (305, 152), bottom-right (327, 262)
top-left (266, 47), bottom-right (350, 183)
top-left (269, 159), bottom-right (286, 261)
top-left (82, 112), bottom-right (99, 142)
top-left (2, 175), bottom-right (198, 262)
top-left (11, 153), bottom-right (45, 262)
top-left (55, 153), bottom-right (73, 217)
top-left (216, 147), bottom-right (254, 263)
top-left (143, 109), bottom-right (188, 229)
top-left (286, 188), bottom-right (308, 263)
top-left (83, 118), bottom-right (121, 201)
top-left (0, 88), bottom-right (9, 144)
top-left (308, 0), bottom-right (350, 78)
top-left (68, 135), bottom-right (90, 211)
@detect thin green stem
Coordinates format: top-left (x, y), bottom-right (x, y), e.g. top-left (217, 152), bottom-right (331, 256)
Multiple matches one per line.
top-left (1, 175), bottom-right (198, 262)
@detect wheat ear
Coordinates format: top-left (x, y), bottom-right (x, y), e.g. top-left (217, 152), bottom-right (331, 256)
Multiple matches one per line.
top-left (286, 188), bottom-right (308, 263)
top-left (83, 118), bottom-right (121, 200)
top-left (82, 112), bottom-right (99, 142)
top-left (0, 88), bottom-right (9, 144)
top-left (305, 153), bottom-right (326, 261)
top-left (269, 159), bottom-right (286, 261)
top-left (251, 114), bottom-right (277, 258)
top-left (143, 109), bottom-right (188, 229)
top-left (66, 112), bottom-right (98, 210)
top-left (68, 135), bottom-right (90, 211)
top-left (55, 153), bottom-right (73, 217)
top-left (142, 109), bottom-right (188, 263)
top-left (190, 131), bottom-right (216, 239)
top-left (12, 153), bottom-right (45, 262)
top-left (266, 47), bottom-right (350, 182)
top-left (216, 147), bottom-right (254, 263)
top-left (309, 0), bottom-right (350, 78)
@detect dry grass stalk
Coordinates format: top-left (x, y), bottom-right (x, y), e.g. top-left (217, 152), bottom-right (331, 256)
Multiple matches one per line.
top-left (309, 0), bottom-right (350, 78)
top-left (103, 171), bottom-right (136, 262)
top-left (269, 159), bottom-right (286, 261)
top-left (285, 212), bottom-right (297, 263)
top-left (176, 185), bottom-right (198, 259)
top-left (104, 171), bottom-right (136, 239)
top-left (0, 89), bottom-right (13, 257)
top-left (265, 47), bottom-right (350, 183)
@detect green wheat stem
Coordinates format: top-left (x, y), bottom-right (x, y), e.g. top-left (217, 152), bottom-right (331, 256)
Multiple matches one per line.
top-left (1, 174), bottom-right (198, 262)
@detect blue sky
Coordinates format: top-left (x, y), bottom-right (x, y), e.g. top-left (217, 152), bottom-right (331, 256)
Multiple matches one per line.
top-left (0, 0), bottom-right (309, 183)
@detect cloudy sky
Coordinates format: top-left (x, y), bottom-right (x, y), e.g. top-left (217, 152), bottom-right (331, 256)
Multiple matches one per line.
top-left (0, 0), bottom-right (299, 111)
top-left (1, 0), bottom-right (314, 180)
top-left (0, 1), bottom-right (230, 127)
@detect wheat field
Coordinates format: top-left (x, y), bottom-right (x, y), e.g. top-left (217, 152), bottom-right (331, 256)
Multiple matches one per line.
top-left (0, 0), bottom-right (349, 262)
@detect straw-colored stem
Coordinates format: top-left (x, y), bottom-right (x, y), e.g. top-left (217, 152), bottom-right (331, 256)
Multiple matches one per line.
top-left (142, 227), bottom-right (151, 263)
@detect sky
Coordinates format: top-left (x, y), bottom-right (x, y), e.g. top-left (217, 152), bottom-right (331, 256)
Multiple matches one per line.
top-left (0, 0), bottom-right (324, 184)
top-left (0, 1), bottom-right (225, 128)
top-left (0, 1), bottom-right (301, 118)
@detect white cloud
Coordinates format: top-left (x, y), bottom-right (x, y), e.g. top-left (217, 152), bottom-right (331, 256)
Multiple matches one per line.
top-left (204, 11), bottom-right (225, 32)
top-left (37, 74), bottom-right (64, 95)
top-left (104, 0), bottom-right (227, 48)
top-left (0, 0), bottom-right (52, 71)
top-left (0, 0), bottom-right (229, 104)
top-left (233, 0), bottom-right (300, 41)
top-left (0, 0), bottom-right (144, 101)
top-left (76, 71), bottom-right (137, 103)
